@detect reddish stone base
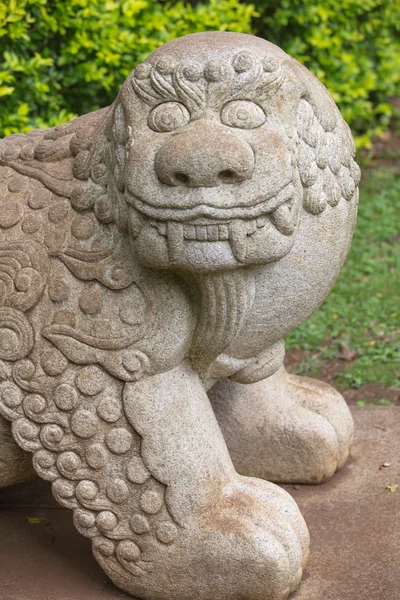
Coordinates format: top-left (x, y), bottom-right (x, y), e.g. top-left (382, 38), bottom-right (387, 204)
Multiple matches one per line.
top-left (1, 407), bottom-right (399, 600)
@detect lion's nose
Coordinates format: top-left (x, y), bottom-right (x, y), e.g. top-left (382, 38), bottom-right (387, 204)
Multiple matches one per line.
top-left (154, 122), bottom-right (254, 187)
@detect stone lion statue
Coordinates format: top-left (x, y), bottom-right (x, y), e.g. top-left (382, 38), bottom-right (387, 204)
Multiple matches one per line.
top-left (0, 32), bottom-right (359, 600)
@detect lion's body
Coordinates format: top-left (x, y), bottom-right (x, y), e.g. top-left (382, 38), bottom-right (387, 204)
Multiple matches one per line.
top-left (0, 106), bottom-right (357, 385)
top-left (0, 119), bottom-right (195, 381)
top-left (0, 32), bottom-right (359, 600)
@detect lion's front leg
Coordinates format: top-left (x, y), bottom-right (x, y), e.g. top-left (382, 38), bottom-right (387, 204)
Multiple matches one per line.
top-left (209, 365), bottom-right (354, 484)
top-left (117, 362), bottom-right (309, 600)
top-left (0, 357), bottom-right (309, 600)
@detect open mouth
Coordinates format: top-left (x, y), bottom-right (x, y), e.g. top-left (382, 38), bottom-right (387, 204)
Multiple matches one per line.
top-left (151, 196), bottom-right (296, 237)
top-left (128, 183), bottom-right (299, 264)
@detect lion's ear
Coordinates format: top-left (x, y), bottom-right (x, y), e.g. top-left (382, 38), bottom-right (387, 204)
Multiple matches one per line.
top-left (296, 96), bottom-right (361, 215)
top-left (88, 100), bottom-right (130, 231)
top-left (69, 99), bottom-right (129, 231)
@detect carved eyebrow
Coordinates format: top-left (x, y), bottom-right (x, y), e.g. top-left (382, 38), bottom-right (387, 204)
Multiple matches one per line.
top-left (130, 53), bottom-right (286, 111)
top-left (131, 67), bottom-right (205, 110)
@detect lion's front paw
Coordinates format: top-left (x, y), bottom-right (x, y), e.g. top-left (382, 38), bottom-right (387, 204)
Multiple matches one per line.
top-left (96, 475), bottom-right (309, 600)
top-left (210, 366), bottom-right (354, 484)
top-left (216, 476), bottom-right (310, 598)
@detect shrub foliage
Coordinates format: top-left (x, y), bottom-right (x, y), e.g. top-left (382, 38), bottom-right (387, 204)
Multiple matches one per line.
top-left (0, 0), bottom-right (399, 146)
top-left (252, 0), bottom-right (400, 147)
top-left (0, 0), bottom-right (255, 136)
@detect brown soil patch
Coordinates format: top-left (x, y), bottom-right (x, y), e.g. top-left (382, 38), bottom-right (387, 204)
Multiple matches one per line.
top-left (284, 349), bottom-right (400, 406)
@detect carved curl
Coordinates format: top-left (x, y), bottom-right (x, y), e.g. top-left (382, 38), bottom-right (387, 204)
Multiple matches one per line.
top-left (296, 97), bottom-right (361, 215)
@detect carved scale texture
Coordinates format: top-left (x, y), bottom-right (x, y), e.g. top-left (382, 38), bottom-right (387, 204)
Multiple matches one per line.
top-left (296, 98), bottom-right (361, 215)
top-left (0, 116), bottom-right (183, 580)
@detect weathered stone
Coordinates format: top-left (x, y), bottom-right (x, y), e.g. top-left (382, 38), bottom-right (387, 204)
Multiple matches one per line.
top-left (210, 366), bottom-right (354, 483)
top-left (1, 408), bottom-right (398, 600)
top-left (0, 31), bottom-right (360, 599)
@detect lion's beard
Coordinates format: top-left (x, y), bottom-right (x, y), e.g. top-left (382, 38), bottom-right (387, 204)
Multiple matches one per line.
top-left (188, 268), bottom-right (256, 379)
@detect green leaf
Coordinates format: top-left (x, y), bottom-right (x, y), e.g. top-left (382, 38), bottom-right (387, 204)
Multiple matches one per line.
top-left (386, 485), bottom-right (399, 493)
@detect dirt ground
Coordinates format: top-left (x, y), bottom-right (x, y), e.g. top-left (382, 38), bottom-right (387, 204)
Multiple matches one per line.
top-left (1, 408), bottom-right (399, 600)
top-left (284, 349), bottom-right (400, 406)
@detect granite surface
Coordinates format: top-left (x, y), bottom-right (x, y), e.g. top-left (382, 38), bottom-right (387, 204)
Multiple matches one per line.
top-left (1, 407), bottom-right (398, 600)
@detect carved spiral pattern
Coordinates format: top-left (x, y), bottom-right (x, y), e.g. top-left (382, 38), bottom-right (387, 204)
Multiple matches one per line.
top-left (0, 307), bottom-right (34, 361)
top-left (131, 50), bottom-right (284, 111)
top-left (0, 356), bottom-right (179, 581)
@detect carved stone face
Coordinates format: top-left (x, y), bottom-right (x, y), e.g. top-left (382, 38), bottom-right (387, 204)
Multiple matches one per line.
top-left (103, 32), bottom-right (359, 274)
top-left (112, 35), bottom-right (300, 272)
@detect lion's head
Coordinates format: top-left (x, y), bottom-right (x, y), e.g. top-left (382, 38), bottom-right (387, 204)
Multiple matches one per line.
top-left (83, 31), bottom-right (360, 274)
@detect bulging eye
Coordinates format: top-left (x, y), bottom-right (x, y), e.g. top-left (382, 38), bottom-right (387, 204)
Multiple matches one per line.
top-left (221, 100), bottom-right (266, 129)
top-left (148, 102), bottom-right (190, 132)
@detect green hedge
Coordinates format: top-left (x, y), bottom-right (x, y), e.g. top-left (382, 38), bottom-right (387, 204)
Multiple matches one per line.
top-left (1, 0), bottom-right (399, 146)
top-left (251, 0), bottom-right (400, 147)
top-left (0, 0), bottom-right (255, 136)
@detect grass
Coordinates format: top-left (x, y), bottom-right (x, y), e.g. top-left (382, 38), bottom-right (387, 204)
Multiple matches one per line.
top-left (286, 166), bottom-right (400, 389)
top-left (355, 399), bottom-right (395, 407)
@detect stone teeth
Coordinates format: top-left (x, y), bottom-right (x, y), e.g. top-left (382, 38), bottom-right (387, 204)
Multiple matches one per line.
top-left (246, 220), bottom-right (257, 235)
top-left (129, 208), bottom-right (145, 239)
top-left (154, 222), bottom-right (167, 236)
top-left (218, 224), bottom-right (229, 240)
top-left (270, 200), bottom-right (296, 236)
top-left (167, 221), bottom-right (184, 261)
top-left (206, 224), bottom-right (219, 241)
top-left (195, 225), bottom-right (207, 241)
top-left (182, 223), bottom-right (232, 241)
top-left (152, 215), bottom-right (270, 244)
top-left (229, 220), bottom-right (247, 262)
top-left (183, 224), bottom-right (196, 240)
